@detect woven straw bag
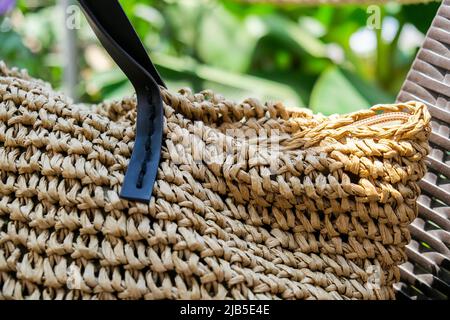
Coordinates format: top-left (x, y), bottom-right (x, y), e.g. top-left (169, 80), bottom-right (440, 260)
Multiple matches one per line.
top-left (0, 1), bottom-right (431, 300)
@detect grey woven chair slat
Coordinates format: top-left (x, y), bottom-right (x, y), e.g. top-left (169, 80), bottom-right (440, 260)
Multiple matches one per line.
top-left (397, 0), bottom-right (450, 300)
top-left (404, 241), bottom-right (450, 274)
top-left (398, 263), bottom-right (448, 299)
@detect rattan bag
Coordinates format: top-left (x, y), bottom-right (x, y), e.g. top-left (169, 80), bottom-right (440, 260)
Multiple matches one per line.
top-left (0, 0), bottom-right (431, 300)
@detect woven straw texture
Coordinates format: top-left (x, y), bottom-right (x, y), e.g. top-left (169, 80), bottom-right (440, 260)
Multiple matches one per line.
top-left (0, 62), bottom-right (431, 300)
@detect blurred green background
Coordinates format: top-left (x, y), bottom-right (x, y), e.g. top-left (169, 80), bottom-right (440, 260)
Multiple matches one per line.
top-left (0, 0), bottom-right (440, 115)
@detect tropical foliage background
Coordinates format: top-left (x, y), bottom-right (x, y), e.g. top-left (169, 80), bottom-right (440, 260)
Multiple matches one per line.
top-left (0, 0), bottom-right (440, 115)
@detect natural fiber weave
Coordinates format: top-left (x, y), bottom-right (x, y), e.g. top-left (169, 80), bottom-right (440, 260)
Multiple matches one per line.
top-left (0, 61), bottom-right (430, 300)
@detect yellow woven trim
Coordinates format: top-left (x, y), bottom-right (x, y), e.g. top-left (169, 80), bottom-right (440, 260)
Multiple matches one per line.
top-left (285, 101), bottom-right (431, 148)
